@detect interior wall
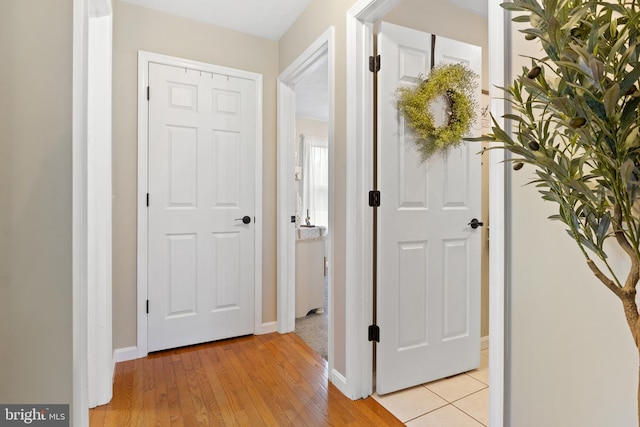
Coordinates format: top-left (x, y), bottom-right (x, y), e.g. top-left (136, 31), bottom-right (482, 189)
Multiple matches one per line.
top-left (0, 0), bottom-right (74, 406)
top-left (112, 0), bottom-right (279, 349)
top-left (508, 18), bottom-right (637, 426)
top-left (279, 0), bottom-right (359, 378)
top-left (382, 0), bottom-right (490, 337)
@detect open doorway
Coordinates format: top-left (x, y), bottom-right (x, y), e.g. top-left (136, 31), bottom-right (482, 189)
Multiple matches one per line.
top-left (277, 28), bottom-right (335, 364)
top-left (292, 58), bottom-right (330, 360)
top-left (370, 3), bottom-right (491, 420)
top-left (343, 0), bottom-right (506, 423)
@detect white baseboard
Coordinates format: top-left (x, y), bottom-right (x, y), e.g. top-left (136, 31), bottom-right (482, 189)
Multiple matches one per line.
top-left (256, 321), bottom-right (277, 335)
top-left (331, 369), bottom-right (349, 398)
top-left (113, 346), bottom-right (138, 363)
top-left (481, 335), bottom-right (489, 351)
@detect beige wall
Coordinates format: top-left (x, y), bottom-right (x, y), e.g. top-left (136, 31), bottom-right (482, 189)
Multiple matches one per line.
top-left (382, 0), bottom-right (490, 338)
top-left (112, 1), bottom-right (279, 348)
top-left (508, 19), bottom-right (636, 426)
top-left (0, 0), bottom-right (73, 407)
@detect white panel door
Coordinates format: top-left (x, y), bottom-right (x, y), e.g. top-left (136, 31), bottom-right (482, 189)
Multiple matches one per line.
top-left (147, 62), bottom-right (257, 352)
top-left (376, 21), bottom-right (482, 395)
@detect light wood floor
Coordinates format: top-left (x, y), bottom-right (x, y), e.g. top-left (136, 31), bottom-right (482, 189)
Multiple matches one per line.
top-left (90, 332), bottom-right (403, 426)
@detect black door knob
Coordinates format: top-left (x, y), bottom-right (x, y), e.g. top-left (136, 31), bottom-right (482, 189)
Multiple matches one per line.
top-left (468, 218), bottom-right (484, 229)
top-left (235, 215), bottom-right (251, 224)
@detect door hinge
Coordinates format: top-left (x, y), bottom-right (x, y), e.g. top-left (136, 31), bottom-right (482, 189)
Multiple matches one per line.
top-left (369, 54), bottom-right (381, 73)
top-left (146, 193), bottom-right (149, 207)
top-left (369, 190), bottom-right (381, 207)
top-left (147, 86), bottom-right (150, 101)
top-left (368, 324), bottom-right (380, 342)
top-left (146, 300), bottom-right (149, 314)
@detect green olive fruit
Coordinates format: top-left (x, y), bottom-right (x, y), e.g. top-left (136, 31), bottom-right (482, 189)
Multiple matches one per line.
top-left (569, 117), bottom-right (586, 128)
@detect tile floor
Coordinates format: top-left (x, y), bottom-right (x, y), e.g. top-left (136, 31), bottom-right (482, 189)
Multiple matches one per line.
top-left (373, 348), bottom-right (489, 426)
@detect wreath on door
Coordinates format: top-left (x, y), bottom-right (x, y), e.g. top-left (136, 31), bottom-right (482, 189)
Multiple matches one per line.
top-left (397, 63), bottom-right (478, 162)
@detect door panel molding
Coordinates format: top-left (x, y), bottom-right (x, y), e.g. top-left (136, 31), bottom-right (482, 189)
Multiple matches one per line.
top-left (137, 51), bottom-right (263, 357)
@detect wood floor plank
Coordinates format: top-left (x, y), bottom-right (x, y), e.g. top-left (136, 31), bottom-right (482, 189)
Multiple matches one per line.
top-left (90, 333), bottom-right (403, 427)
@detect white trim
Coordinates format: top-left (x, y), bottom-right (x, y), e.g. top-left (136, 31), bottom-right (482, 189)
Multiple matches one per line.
top-left (346, 1), bottom-right (507, 420)
top-left (276, 80), bottom-right (297, 334)
top-left (481, 335), bottom-right (490, 351)
top-left (345, 0), bottom-right (402, 401)
top-left (488, 1), bottom-right (509, 425)
top-left (73, 0), bottom-right (90, 424)
top-left (257, 321), bottom-right (278, 335)
top-left (331, 369), bottom-right (349, 397)
top-left (113, 347), bottom-right (139, 364)
top-left (276, 28), bottom-right (336, 368)
top-left (136, 51), bottom-right (264, 358)
top-left (87, 11), bottom-right (113, 409)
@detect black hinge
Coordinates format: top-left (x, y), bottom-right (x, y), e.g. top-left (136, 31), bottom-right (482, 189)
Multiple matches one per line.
top-left (369, 190), bottom-right (381, 207)
top-left (369, 55), bottom-right (381, 73)
top-left (146, 193), bottom-right (149, 207)
top-left (147, 86), bottom-right (150, 101)
top-left (368, 324), bottom-right (380, 342)
top-left (146, 300), bottom-right (149, 314)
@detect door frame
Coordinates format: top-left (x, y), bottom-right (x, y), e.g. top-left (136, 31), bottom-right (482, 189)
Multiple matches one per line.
top-left (345, 1), bottom-right (508, 425)
top-left (87, 4), bottom-right (113, 408)
top-left (276, 27), bottom-right (335, 332)
top-left (136, 51), bottom-right (264, 357)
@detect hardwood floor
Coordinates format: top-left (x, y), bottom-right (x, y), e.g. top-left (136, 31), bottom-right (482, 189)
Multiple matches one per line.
top-left (90, 332), bottom-right (403, 426)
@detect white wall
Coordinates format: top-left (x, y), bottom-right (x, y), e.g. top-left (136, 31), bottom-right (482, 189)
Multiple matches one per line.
top-left (508, 19), bottom-right (637, 426)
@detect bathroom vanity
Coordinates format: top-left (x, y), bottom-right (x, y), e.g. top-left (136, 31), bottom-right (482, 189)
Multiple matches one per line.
top-left (295, 226), bottom-right (327, 318)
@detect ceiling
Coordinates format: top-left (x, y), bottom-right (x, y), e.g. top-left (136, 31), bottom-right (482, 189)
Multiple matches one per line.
top-left (121, 0), bottom-right (487, 41)
top-left (121, 0), bottom-right (314, 40)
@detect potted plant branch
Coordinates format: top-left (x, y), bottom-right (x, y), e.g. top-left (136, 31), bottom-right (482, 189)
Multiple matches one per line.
top-left (481, 0), bottom-right (640, 422)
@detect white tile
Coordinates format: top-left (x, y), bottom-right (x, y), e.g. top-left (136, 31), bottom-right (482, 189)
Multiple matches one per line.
top-left (372, 386), bottom-right (448, 422)
top-left (406, 404), bottom-right (485, 427)
top-left (467, 353), bottom-right (489, 385)
top-left (425, 373), bottom-right (487, 403)
top-left (454, 388), bottom-right (489, 426)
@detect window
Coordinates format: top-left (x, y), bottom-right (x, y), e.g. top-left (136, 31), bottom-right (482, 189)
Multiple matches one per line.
top-left (301, 135), bottom-right (328, 229)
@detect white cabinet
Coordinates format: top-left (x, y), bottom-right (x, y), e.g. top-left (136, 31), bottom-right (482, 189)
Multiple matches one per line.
top-left (295, 227), bottom-right (326, 318)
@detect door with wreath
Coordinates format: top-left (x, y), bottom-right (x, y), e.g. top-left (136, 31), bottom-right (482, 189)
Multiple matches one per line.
top-left (375, 21), bottom-right (483, 395)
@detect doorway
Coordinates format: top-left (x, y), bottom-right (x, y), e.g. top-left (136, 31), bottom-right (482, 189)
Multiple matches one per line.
top-left (292, 58), bottom-right (330, 360)
top-left (344, 1), bottom-right (507, 425)
top-left (374, 20), bottom-right (486, 395)
top-left (276, 28), bottom-right (335, 364)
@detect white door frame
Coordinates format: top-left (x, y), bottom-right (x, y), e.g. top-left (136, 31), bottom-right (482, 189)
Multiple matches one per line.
top-left (74, 0), bottom-right (113, 420)
top-left (345, 2), bottom-right (508, 426)
top-left (136, 51), bottom-right (264, 357)
top-left (276, 27), bottom-right (336, 363)
top-left (87, 3), bottom-right (113, 408)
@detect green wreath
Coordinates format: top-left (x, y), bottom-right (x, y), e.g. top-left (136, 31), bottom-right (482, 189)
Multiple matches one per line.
top-left (397, 63), bottom-right (478, 161)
